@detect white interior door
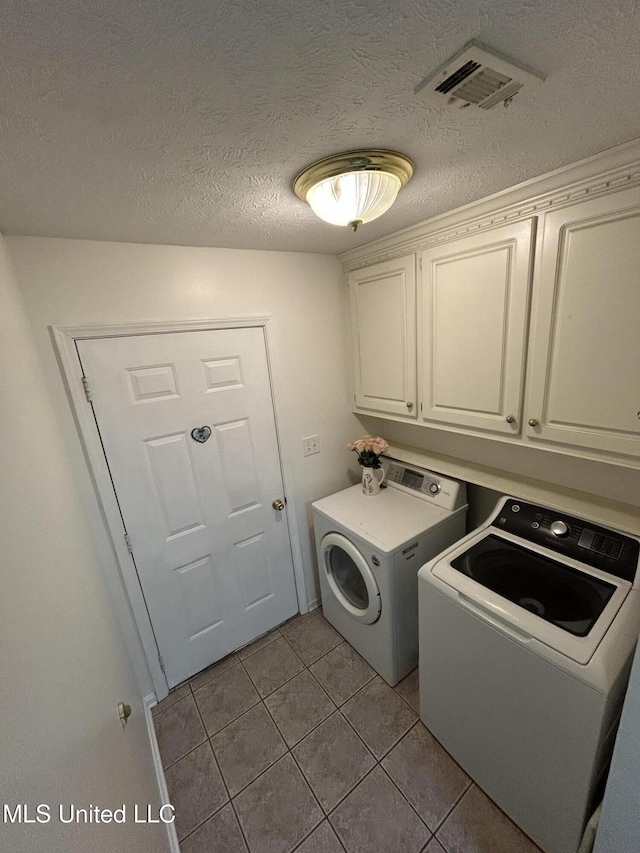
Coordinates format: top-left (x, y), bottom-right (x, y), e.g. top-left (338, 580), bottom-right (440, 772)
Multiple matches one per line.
top-left (77, 327), bottom-right (298, 688)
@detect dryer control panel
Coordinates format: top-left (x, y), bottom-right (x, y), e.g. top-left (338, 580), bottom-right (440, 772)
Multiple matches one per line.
top-left (382, 458), bottom-right (467, 511)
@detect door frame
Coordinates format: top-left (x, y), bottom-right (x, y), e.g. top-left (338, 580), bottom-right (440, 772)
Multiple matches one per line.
top-left (52, 317), bottom-right (308, 700)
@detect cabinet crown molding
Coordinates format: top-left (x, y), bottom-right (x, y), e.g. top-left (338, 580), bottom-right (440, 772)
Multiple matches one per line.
top-left (340, 137), bottom-right (640, 271)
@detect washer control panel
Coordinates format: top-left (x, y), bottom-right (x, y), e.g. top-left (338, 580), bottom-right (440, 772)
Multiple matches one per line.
top-left (492, 498), bottom-right (639, 582)
top-left (382, 458), bottom-right (466, 511)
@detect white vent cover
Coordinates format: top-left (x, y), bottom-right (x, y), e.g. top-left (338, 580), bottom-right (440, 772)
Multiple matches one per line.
top-left (415, 41), bottom-right (545, 111)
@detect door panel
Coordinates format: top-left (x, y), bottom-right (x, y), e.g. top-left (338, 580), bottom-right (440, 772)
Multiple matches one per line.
top-left (419, 219), bottom-right (535, 435)
top-left (525, 187), bottom-right (640, 457)
top-left (349, 255), bottom-right (417, 417)
top-left (77, 327), bottom-right (297, 688)
top-left (145, 432), bottom-right (205, 538)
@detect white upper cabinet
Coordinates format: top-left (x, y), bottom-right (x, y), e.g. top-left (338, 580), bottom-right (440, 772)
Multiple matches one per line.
top-left (349, 255), bottom-right (417, 418)
top-left (525, 186), bottom-right (640, 459)
top-left (419, 219), bottom-right (535, 436)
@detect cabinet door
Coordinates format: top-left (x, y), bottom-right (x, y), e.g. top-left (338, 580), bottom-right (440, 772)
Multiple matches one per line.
top-left (419, 219), bottom-right (535, 435)
top-left (349, 255), bottom-right (417, 418)
top-left (525, 187), bottom-right (640, 459)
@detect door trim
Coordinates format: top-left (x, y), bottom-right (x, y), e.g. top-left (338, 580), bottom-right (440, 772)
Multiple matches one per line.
top-left (52, 317), bottom-right (307, 700)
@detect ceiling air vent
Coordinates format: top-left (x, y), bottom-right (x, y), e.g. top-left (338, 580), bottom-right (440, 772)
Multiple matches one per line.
top-left (415, 41), bottom-right (545, 111)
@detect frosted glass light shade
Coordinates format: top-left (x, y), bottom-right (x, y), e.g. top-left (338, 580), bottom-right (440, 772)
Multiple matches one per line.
top-left (294, 149), bottom-right (413, 230)
top-left (306, 171), bottom-right (402, 228)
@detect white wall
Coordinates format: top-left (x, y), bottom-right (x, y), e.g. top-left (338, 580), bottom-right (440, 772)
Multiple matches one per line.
top-left (7, 236), bottom-right (361, 687)
top-left (595, 637), bottom-right (640, 853)
top-left (357, 414), bottom-right (640, 512)
top-left (0, 235), bottom-right (168, 853)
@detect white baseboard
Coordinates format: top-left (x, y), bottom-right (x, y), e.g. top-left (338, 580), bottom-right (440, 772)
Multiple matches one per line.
top-left (307, 597), bottom-right (321, 612)
top-left (143, 694), bottom-right (180, 853)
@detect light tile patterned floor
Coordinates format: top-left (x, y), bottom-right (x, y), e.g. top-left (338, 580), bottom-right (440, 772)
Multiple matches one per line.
top-left (152, 611), bottom-right (543, 853)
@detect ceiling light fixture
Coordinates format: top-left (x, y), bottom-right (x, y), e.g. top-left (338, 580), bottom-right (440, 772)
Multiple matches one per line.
top-left (293, 149), bottom-right (414, 231)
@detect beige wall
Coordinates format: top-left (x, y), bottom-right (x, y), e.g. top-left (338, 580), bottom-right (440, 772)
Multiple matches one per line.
top-left (357, 414), bottom-right (640, 515)
top-left (8, 236), bottom-right (361, 689)
top-left (0, 234), bottom-right (167, 853)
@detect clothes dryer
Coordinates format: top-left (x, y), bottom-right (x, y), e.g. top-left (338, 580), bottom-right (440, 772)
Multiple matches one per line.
top-left (312, 457), bottom-right (467, 686)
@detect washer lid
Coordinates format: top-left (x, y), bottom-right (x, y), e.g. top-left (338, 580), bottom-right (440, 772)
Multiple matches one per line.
top-left (426, 528), bottom-right (632, 665)
top-left (313, 483), bottom-right (465, 553)
top-left (451, 534), bottom-right (616, 638)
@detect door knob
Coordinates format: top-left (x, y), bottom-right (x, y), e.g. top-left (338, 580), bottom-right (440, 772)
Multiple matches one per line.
top-left (118, 701), bottom-right (132, 728)
top-left (528, 418), bottom-right (539, 427)
top-left (272, 499), bottom-right (285, 511)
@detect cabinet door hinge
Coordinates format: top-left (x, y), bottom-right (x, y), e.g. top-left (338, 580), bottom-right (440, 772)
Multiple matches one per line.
top-left (419, 257), bottom-right (422, 270)
top-left (158, 655), bottom-right (166, 674)
top-left (124, 532), bottom-right (133, 554)
top-left (81, 375), bottom-right (92, 402)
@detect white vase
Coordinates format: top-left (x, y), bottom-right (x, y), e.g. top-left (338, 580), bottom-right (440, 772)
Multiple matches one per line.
top-left (361, 465), bottom-right (385, 496)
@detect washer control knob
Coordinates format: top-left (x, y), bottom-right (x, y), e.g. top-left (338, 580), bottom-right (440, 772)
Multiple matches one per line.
top-left (429, 482), bottom-right (441, 495)
top-left (550, 520), bottom-right (569, 537)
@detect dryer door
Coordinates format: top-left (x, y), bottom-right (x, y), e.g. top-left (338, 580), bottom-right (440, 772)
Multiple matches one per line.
top-left (320, 533), bottom-right (381, 624)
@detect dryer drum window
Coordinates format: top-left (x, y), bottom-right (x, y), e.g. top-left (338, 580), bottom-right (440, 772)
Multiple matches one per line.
top-left (328, 546), bottom-right (369, 609)
top-left (451, 535), bottom-right (616, 636)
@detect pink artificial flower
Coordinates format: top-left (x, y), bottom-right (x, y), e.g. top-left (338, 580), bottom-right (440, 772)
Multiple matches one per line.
top-left (346, 435), bottom-right (389, 468)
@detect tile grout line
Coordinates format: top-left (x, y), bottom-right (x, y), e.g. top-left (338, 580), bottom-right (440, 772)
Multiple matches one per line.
top-left (238, 652), bottom-right (306, 702)
top-left (288, 748), bottom-right (332, 819)
top-left (155, 621), bottom-right (520, 853)
top-left (174, 606), bottom-right (320, 692)
top-left (152, 689), bottom-right (196, 725)
top-left (260, 674), bottom-right (338, 751)
top-left (236, 628), bottom-right (282, 662)
top-left (187, 654), bottom-right (240, 694)
top-left (289, 819), bottom-right (348, 853)
top-left (159, 735), bottom-right (209, 774)
top-left (228, 797), bottom-right (251, 853)
top-left (300, 658), bottom-right (346, 708)
top-left (153, 616), bottom-right (322, 848)
top-left (337, 675), bottom-right (418, 759)
top-left (176, 799), bottom-right (229, 849)
top-left (187, 647), bottom-right (352, 799)
top-left (207, 708), bottom-right (289, 802)
top-left (173, 684), bottom-right (248, 851)
top-left (161, 614), bottom-right (432, 852)
top-left (279, 615), bottom-right (343, 667)
top-left (302, 712), bottom-right (379, 817)
top-left (207, 664), bottom-right (376, 822)
top-left (377, 762), bottom-right (432, 836)
top-left (430, 779), bottom-right (474, 845)
top-left (393, 682), bottom-right (421, 715)
top-left (189, 684), bottom-right (234, 806)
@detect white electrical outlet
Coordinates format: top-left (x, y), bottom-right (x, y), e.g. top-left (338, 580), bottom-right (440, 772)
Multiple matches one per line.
top-left (302, 435), bottom-right (320, 456)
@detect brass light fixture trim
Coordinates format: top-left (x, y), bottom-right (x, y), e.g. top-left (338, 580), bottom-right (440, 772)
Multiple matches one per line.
top-left (293, 149), bottom-right (414, 231)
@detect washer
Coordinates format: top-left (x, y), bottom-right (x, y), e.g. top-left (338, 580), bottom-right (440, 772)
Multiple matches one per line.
top-left (418, 496), bottom-right (640, 853)
top-left (312, 457), bottom-right (467, 686)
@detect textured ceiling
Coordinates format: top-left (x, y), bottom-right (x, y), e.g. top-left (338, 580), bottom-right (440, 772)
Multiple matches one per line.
top-left (1, 0), bottom-right (640, 254)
